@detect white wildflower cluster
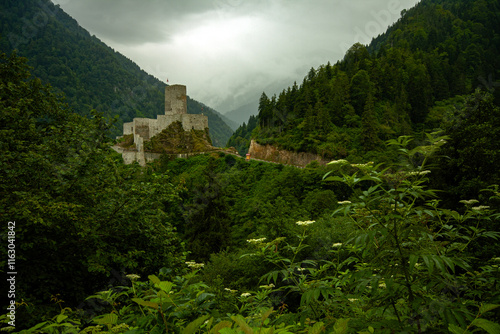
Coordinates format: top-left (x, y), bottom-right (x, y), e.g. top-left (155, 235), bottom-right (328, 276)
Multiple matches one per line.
top-left (296, 220), bottom-right (315, 226)
top-left (259, 284), bottom-right (275, 289)
top-left (328, 159), bottom-right (349, 165)
top-left (407, 170), bottom-right (431, 176)
top-left (460, 199), bottom-right (479, 205)
top-left (224, 288), bottom-right (237, 293)
top-left (472, 206), bottom-right (490, 211)
top-left (296, 267), bottom-right (308, 272)
top-left (348, 298), bottom-right (358, 302)
top-left (378, 282), bottom-right (386, 289)
top-left (337, 200), bottom-right (352, 205)
top-left (351, 162), bottom-right (374, 169)
top-left (332, 243), bottom-right (342, 248)
top-left (126, 274), bottom-right (140, 281)
top-left (240, 292), bottom-right (251, 298)
top-left (247, 237), bottom-right (266, 243)
top-left (185, 261), bottom-right (204, 269)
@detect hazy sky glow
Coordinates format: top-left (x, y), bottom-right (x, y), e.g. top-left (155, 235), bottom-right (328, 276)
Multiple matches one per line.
top-left (51, 0), bottom-right (420, 113)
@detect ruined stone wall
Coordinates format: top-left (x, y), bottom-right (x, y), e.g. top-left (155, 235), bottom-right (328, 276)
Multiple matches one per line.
top-left (165, 85), bottom-right (187, 115)
top-left (123, 122), bottom-right (134, 135)
top-left (117, 84), bottom-right (211, 166)
top-left (132, 118), bottom-right (153, 140)
top-left (112, 146), bottom-right (161, 167)
top-left (155, 114), bottom-right (182, 137)
top-left (180, 114), bottom-right (209, 131)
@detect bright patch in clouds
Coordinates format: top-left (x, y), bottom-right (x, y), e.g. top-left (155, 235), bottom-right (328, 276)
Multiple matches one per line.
top-left (52, 0), bottom-right (420, 114)
top-left (176, 16), bottom-right (255, 54)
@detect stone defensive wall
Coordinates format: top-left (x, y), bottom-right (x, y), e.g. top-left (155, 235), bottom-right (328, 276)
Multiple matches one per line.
top-left (181, 114), bottom-right (209, 131)
top-left (118, 84), bottom-right (209, 166)
top-left (123, 113), bottom-right (208, 140)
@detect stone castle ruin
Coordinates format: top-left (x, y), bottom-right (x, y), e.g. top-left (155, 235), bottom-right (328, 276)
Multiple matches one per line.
top-left (114, 84), bottom-right (210, 165)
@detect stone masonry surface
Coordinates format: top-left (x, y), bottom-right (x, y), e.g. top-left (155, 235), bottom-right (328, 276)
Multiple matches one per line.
top-left (116, 84), bottom-right (209, 166)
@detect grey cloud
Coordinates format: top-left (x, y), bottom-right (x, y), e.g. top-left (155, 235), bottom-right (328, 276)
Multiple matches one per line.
top-left (53, 0), bottom-right (222, 44)
top-left (52, 0), bottom-right (420, 114)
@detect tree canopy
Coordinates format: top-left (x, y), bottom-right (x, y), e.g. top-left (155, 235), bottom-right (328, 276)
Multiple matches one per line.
top-left (0, 50), bottom-right (184, 312)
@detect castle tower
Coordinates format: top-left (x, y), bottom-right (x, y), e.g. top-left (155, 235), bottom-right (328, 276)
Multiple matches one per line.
top-left (165, 84), bottom-right (187, 115)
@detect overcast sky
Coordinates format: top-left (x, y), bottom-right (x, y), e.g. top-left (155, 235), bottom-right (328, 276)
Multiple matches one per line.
top-left (51, 0), bottom-right (420, 114)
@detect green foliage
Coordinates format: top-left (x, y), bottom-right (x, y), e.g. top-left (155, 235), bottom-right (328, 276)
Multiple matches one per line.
top-left (320, 134), bottom-right (500, 331)
top-left (3, 133), bottom-right (499, 334)
top-left (226, 115), bottom-right (258, 155)
top-left (435, 90), bottom-right (500, 204)
top-left (156, 154), bottom-right (345, 255)
top-left (2, 1), bottom-right (500, 332)
top-left (0, 50), bottom-right (185, 326)
top-left (228, 0), bottom-right (500, 161)
top-left (182, 157), bottom-right (232, 260)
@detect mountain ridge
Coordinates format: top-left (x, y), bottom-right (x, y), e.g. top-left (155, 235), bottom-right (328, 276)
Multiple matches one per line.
top-left (0, 0), bottom-right (234, 146)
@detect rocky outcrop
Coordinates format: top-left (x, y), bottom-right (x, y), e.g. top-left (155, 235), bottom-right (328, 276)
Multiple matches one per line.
top-left (247, 140), bottom-right (332, 167)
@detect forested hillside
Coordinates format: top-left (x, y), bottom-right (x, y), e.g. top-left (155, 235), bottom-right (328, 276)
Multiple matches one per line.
top-left (228, 0), bottom-right (500, 159)
top-left (2, 0), bottom-right (500, 333)
top-left (0, 0), bottom-right (233, 145)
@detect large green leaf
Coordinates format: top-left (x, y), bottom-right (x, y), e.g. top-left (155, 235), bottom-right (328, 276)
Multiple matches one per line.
top-left (211, 321), bottom-right (233, 334)
top-left (231, 315), bottom-right (253, 334)
top-left (333, 318), bottom-right (350, 334)
top-left (56, 314), bottom-right (68, 323)
top-left (472, 318), bottom-right (500, 334)
top-left (158, 281), bottom-right (174, 294)
top-left (148, 274), bottom-right (161, 285)
top-left (93, 312), bottom-right (118, 325)
top-left (132, 297), bottom-right (159, 309)
top-left (182, 314), bottom-right (211, 334)
top-left (480, 304), bottom-right (500, 315)
top-left (308, 321), bottom-right (325, 334)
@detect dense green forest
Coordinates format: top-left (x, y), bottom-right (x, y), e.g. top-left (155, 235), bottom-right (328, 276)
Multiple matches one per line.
top-left (0, 0), bottom-right (234, 146)
top-left (1, 0), bottom-right (500, 333)
top-left (2, 49), bottom-right (500, 333)
top-left (228, 0), bottom-right (500, 158)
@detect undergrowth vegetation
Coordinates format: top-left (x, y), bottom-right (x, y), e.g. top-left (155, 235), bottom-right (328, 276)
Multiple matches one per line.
top-left (4, 132), bottom-right (500, 333)
top-left (2, 0), bottom-right (500, 330)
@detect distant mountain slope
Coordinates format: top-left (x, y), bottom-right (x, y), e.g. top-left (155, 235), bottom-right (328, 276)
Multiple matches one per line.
top-left (0, 0), bottom-right (234, 146)
top-left (228, 0), bottom-right (500, 158)
top-left (218, 112), bottom-right (239, 131)
top-left (223, 100), bottom-right (259, 129)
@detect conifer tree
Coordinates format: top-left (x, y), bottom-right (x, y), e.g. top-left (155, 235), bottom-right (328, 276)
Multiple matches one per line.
top-left (360, 89), bottom-right (380, 151)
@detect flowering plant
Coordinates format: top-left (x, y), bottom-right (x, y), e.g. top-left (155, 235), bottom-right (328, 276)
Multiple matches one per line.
top-left (322, 133), bottom-right (500, 332)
